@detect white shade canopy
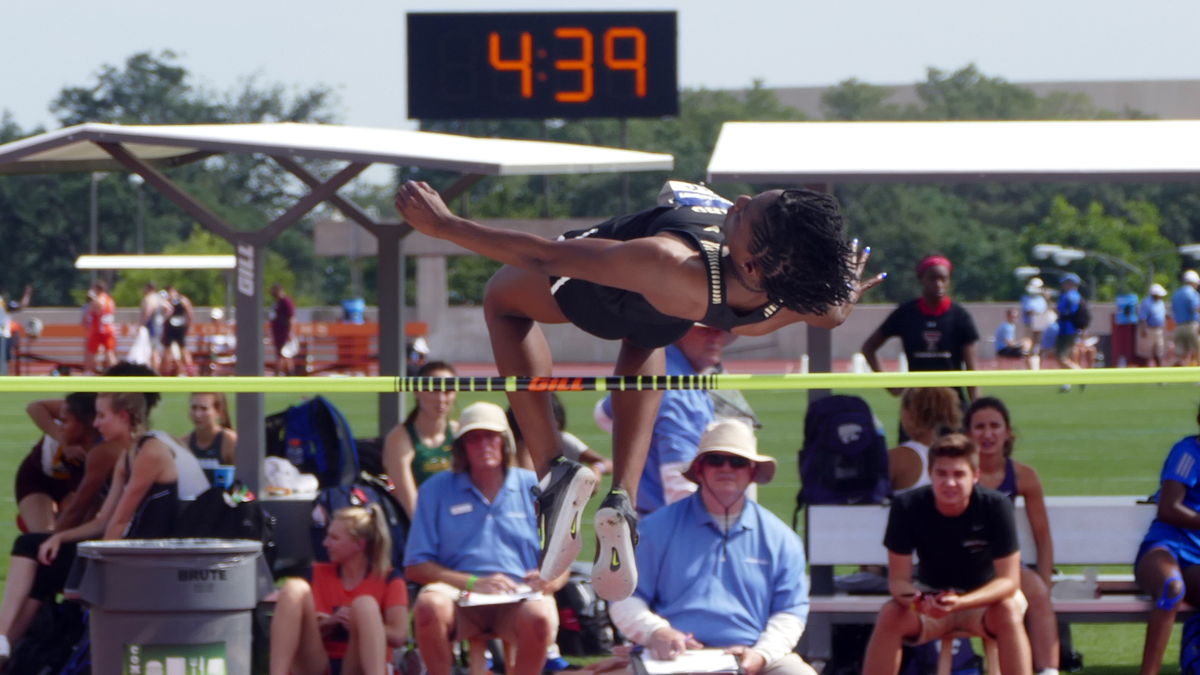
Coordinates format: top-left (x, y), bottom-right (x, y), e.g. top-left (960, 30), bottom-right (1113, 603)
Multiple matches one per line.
top-left (0, 122), bottom-right (673, 176)
top-left (75, 255), bottom-right (236, 270)
top-left (707, 119), bottom-right (1200, 184)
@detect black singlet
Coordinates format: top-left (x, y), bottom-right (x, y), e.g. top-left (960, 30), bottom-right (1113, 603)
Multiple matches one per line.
top-left (550, 205), bottom-right (782, 349)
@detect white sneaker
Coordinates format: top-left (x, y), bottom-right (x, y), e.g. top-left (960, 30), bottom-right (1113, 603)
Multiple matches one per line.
top-left (0, 633), bottom-right (10, 658)
top-left (534, 458), bottom-right (598, 582)
top-left (592, 489), bottom-right (639, 601)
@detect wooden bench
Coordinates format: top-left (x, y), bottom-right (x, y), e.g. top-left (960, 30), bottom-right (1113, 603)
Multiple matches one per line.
top-left (12, 320), bottom-right (428, 376)
top-left (800, 496), bottom-right (1188, 666)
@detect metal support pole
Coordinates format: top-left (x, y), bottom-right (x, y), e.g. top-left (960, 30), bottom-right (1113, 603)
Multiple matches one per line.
top-left (376, 228), bottom-right (405, 437)
top-left (233, 240), bottom-right (266, 494)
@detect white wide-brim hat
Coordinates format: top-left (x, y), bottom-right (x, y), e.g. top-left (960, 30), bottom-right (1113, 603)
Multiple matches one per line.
top-left (455, 401), bottom-right (516, 457)
top-left (683, 419), bottom-right (776, 485)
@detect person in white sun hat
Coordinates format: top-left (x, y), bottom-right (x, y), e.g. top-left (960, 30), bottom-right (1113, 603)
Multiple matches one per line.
top-left (1138, 283), bottom-right (1169, 367)
top-left (1173, 271), bottom-right (1200, 366)
top-left (1021, 277), bottom-right (1050, 370)
top-left (404, 402), bottom-right (565, 675)
top-left (609, 419), bottom-right (817, 675)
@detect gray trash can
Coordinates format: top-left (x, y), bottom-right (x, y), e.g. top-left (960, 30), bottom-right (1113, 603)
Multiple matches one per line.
top-left (69, 538), bottom-right (272, 675)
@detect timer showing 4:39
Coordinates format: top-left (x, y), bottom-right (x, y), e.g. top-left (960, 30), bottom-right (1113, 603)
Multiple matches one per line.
top-left (407, 12), bottom-right (678, 119)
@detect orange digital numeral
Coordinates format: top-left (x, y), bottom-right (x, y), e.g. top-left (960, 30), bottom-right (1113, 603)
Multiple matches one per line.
top-left (488, 31), bottom-right (533, 98)
top-left (604, 27), bottom-right (647, 97)
top-left (554, 27), bottom-right (594, 103)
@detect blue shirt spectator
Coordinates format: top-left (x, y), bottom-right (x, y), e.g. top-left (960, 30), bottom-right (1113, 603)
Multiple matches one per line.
top-left (1143, 436), bottom-right (1200, 559)
top-left (1057, 287), bottom-right (1083, 336)
top-left (1172, 284), bottom-right (1200, 325)
top-left (609, 420), bottom-right (815, 675)
top-left (404, 462), bottom-right (539, 581)
top-left (1140, 295), bottom-right (1168, 328)
top-left (600, 337), bottom-right (717, 514)
top-left (994, 321), bottom-right (1017, 349)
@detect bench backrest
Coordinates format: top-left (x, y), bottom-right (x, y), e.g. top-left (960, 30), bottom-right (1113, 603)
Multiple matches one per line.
top-left (807, 495), bottom-right (1156, 567)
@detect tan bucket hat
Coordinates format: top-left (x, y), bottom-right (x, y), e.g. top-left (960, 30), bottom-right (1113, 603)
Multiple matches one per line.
top-left (455, 401), bottom-right (516, 457)
top-left (683, 419), bottom-right (776, 485)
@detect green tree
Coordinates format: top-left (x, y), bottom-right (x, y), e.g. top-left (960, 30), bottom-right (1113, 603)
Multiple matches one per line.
top-left (0, 51), bottom-right (340, 306)
top-left (110, 225), bottom-right (295, 307)
top-left (1017, 196), bottom-right (1177, 299)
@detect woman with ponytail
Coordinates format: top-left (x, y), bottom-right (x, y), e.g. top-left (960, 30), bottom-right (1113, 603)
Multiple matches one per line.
top-left (270, 503), bottom-right (409, 675)
top-left (0, 387), bottom-right (189, 662)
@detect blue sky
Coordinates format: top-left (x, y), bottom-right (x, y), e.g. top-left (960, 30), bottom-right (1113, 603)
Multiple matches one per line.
top-left (5, 0), bottom-right (1197, 132)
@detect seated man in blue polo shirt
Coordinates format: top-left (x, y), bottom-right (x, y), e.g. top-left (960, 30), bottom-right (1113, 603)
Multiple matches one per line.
top-left (404, 402), bottom-right (566, 675)
top-left (609, 419), bottom-right (816, 675)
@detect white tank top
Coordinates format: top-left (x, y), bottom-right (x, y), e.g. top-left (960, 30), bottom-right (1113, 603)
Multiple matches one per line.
top-left (892, 439), bottom-right (930, 495)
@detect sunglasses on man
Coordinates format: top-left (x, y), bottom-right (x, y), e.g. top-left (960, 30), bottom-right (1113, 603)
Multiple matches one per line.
top-left (701, 453), bottom-right (751, 469)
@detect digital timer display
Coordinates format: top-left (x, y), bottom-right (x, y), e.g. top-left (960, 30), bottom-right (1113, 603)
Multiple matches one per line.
top-left (407, 12), bottom-right (678, 119)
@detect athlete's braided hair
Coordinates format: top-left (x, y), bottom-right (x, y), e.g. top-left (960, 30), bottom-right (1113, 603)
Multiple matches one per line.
top-left (748, 189), bottom-right (855, 315)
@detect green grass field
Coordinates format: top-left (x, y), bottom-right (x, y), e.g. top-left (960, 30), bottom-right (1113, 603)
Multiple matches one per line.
top-left (0, 380), bottom-right (1195, 672)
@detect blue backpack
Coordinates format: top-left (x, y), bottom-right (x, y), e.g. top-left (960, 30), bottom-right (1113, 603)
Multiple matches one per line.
top-left (1183, 614), bottom-right (1200, 674)
top-left (266, 396), bottom-right (359, 489)
top-left (797, 395), bottom-right (890, 506)
top-left (310, 473), bottom-right (410, 571)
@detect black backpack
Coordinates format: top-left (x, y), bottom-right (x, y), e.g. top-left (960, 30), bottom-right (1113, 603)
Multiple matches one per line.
top-left (1067, 297), bottom-right (1091, 331)
top-left (310, 473), bottom-right (410, 571)
top-left (177, 485), bottom-right (278, 569)
top-left (265, 396), bottom-right (359, 488)
top-left (6, 600), bottom-right (88, 675)
top-left (555, 563), bottom-right (615, 656)
top-left (796, 395), bottom-right (890, 507)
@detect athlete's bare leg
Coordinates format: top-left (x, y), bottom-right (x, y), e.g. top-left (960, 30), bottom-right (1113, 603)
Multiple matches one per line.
top-left (483, 264), bottom-right (572, 477)
top-left (608, 342), bottom-right (664, 508)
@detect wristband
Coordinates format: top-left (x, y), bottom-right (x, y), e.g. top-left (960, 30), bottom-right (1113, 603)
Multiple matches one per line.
top-left (466, 575), bottom-right (479, 592)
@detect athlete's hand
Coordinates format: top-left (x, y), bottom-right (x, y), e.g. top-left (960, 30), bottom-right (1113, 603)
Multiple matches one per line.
top-left (821, 239), bottom-right (885, 326)
top-left (846, 238), bottom-right (885, 304)
top-left (394, 180), bottom-right (456, 237)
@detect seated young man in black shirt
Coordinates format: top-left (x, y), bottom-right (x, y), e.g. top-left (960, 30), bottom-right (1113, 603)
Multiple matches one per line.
top-left (862, 433), bottom-right (1032, 675)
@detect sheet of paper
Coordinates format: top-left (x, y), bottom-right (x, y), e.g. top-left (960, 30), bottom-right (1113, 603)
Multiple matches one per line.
top-left (637, 648), bottom-right (741, 674)
top-left (456, 584), bottom-right (541, 607)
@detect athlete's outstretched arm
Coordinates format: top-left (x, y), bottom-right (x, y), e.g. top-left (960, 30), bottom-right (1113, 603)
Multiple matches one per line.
top-left (396, 180), bottom-right (707, 319)
top-left (733, 240), bottom-right (885, 334)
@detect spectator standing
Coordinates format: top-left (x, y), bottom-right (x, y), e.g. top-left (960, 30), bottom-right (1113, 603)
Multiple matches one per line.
top-left (1173, 270), bottom-right (1200, 367)
top-left (160, 285), bottom-right (195, 376)
top-left (0, 285), bottom-right (31, 376)
top-left (1021, 278), bottom-right (1050, 370)
top-left (609, 419), bottom-right (818, 675)
top-left (1054, 273), bottom-right (1086, 378)
top-left (82, 281), bottom-right (118, 374)
top-left (1138, 284), bottom-right (1169, 368)
top-left (861, 253), bottom-right (980, 407)
top-left (861, 433), bottom-right (1031, 675)
top-left (138, 282), bottom-right (167, 371)
top-left (271, 283), bottom-right (297, 376)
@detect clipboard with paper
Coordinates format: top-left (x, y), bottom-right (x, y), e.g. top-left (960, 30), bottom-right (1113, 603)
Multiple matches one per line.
top-left (456, 584), bottom-right (541, 608)
top-left (631, 648), bottom-right (742, 675)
